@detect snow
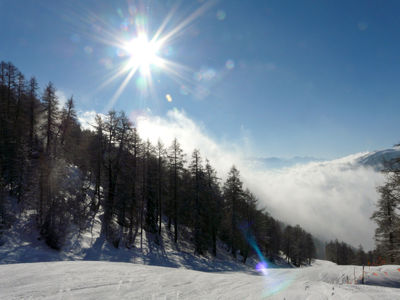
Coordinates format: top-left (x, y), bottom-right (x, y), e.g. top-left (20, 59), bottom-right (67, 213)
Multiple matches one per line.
top-left (0, 211), bottom-right (260, 273)
top-left (1, 205), bottom-right (399, 299)
top-left (357, 147), bottom-right (400, 170)
top-left (1, 260), bottom-right (400, 299)
top-left (1, 221), bottom-right (400, 299)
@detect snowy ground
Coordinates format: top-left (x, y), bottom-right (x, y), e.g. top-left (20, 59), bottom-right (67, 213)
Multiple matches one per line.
top-left (0, 211), bottom-right (261, 273)
top-left (1, 212), bottom-right (400, 299)
top-left (1, 260), bottom-right (400, 299)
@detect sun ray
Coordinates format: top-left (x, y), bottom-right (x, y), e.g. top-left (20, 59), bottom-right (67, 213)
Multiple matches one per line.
top-left (151, 2), bottom-right (180, 43)
top-left (157, 0), bottom-right (217, 46)
top-left (63, 1), bottom-right (218, 108)
top-left (146, 72), bottom-right (158, 104)
top-left (157, 58), bottom-right (196, 85)
top-left (96, 62), bottom-right (132, 92)
top-left (105, 65), bottom-right (139, 112)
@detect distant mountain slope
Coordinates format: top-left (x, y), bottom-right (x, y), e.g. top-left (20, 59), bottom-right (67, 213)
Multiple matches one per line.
top-left (248, 147), bottom-right (400, 170)
top-left (356, 147), bottom-right (400, 170)
top-left (246, 156), bottom-right (324, 169)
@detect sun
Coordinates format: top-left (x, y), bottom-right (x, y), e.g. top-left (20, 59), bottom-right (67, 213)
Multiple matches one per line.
top-left (88, 0), bottom-right (217, 109)
top-left (123, 34), bottom-right (163, 76)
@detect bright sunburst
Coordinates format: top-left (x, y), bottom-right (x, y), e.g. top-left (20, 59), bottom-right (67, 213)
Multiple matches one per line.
top-left (72, 0), bottom-right (217, 109)
top-left (123, 33), bottom-right (164, 76)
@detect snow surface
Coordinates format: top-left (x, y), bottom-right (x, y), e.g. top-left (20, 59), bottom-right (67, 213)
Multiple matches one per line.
top-left (1, 260), bottom-right (400, 299)
top-left (0, 211), bottom-right (261, 273)
top-left (357, 147), bottom-right (400, 170)
top-left (1, 207), bottom-right (400, 299)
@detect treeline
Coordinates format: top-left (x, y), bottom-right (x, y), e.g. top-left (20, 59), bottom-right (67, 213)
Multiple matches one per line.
top-left (282, 224), bottom-right (316, 265)
top-left (325, 239), bottom-right (389, 266)
top-left (0, 61), bottom-right (316, 265)
top-left (325, 240), bottom-right (376, 265)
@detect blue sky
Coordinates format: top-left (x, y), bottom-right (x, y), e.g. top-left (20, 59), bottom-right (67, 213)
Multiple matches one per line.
top-left (1, 0), bottom-right (400, 159)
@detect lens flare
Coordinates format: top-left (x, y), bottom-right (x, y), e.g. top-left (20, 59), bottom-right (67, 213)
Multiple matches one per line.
top-left (256, 261), bottom-right (268, 275)
top-left (239, 225), bottom-right (295, 298)
top-left (216, 10), bottom-right (226, 21)
top-left (225, 59), bottom-right (235, 70)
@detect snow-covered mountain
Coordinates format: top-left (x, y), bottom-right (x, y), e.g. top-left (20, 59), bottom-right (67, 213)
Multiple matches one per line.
top-left (246, 156), bottom-right (324, 169)
top-left (248, 147), bottom-right (400, 170)
top-left (356, 147), bottom-right (400, 170)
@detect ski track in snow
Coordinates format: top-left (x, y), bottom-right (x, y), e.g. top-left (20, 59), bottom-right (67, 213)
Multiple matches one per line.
top-left (0, 260), bottom-right (399, 299)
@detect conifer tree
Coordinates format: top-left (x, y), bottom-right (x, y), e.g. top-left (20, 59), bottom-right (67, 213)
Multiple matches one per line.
top-left (168, 138), bottom-right (185, 243)
top-left (223, 166), bottom-right (244, 258)
top-left (41, 82), bottom-right (59, 156)
top-left (371, 175), bottom-right (400, 263)
top-left (127, 127), bottom-right (141, 246)
top-left (28, 77), bottom-right (39, 154)
top-left (204, 159), bottom-right (222, 256)
top-left (189, 149), bottom-right (204, 254)
top-left (144, 140), bottom-right (158, 236)
top-left (155, 140), bottom-right (167, 236)
top-left (102, 111), bottom-right (131, 240)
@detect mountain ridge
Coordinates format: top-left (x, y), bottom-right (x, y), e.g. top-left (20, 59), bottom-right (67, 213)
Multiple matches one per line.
top-left (248, 147), bottom-right (400, 170)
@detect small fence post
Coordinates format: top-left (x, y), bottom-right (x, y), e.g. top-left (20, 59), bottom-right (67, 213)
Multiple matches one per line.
top-left (362, 265), bottom-right (365, 284)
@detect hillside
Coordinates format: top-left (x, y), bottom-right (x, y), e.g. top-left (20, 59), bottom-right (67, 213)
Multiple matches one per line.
top-left (248, 147), bottom-right (400, 170)
top-left (0, 209), bottom-right (264, 272)
top-left (356, 147), bottom-right (400, 170)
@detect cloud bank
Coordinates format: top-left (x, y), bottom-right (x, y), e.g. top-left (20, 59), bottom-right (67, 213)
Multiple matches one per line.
top-left (134, 109), bottom-right (383, 250)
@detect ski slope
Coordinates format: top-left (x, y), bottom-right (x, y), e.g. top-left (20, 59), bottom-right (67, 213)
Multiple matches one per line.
top-left (1, 260), bottom-right (399, 299)
top-left (1, 211), bottom-right (399, 299)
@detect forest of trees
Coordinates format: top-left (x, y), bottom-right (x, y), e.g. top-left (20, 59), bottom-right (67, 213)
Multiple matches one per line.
top-left (325, 240), bottom-right (379, 266)
top-left (0, 61), bottom-right (316, 266)
top-left (4, 60), bottom-right (399, 268)
top-left (2, 60), bottom-right (398, 268)
top-left (324, 239), bottom-right (395, 266)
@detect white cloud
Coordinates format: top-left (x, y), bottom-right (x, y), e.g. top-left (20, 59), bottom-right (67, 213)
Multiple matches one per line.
top-left (55, 90), bottom-right (68, 109)
top-left (135, 109), bottom-right (384, 250)
top-left (78, 110), bottom-right (106, 131)
top-left (136, 108), bottom-right (243, 176)
top-left (244, 159), bottom-right (383, 250)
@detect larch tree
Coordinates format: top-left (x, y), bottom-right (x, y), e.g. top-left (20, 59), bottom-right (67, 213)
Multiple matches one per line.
top-left (189, 149), bottom-right (204, 254)
top-left (41, 82), bottom-right (59, 156)
top-left (155, 140), bottom-right (167, 236)
top-left (371, 175), bottom-right (400, 263)
top-left (223, 165), bottom-right (244, 258)
top-left (204, 159), bottom-right (222, 256)
top-left (168, 138), bottom-right (185, 243)
top-left (127, 127), bottom-right (141, 246)
top-left (102, 111), bottom-right (131, 240)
